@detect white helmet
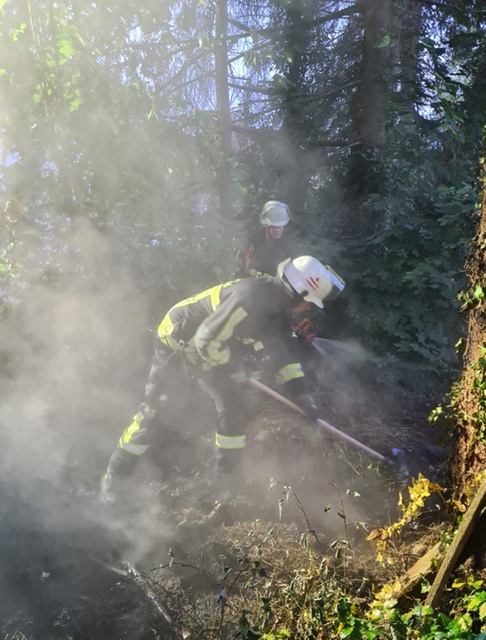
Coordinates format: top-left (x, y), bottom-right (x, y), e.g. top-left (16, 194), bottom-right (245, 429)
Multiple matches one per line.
top-left (260, 201), bottom-right (290, 227)
top-left (278, 256), bottom-right (345, 308)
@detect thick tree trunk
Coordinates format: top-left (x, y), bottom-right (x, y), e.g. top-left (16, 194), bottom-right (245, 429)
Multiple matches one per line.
top-left (450, 133), bottom-right (486, 500)
top-left (343, 0), bottom-right (395, 238)
top-left (353, 0), bottom-right (394, 148)
top-left (215, 0), bottom-right (233, 221)
top-left (397, 0), bottom-right (423, 115)
top-left (277, 0), bottom-right (319, 211)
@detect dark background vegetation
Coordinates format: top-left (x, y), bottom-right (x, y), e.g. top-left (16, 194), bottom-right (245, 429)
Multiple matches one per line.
top-left (1, 0), bottom-right (486, 638)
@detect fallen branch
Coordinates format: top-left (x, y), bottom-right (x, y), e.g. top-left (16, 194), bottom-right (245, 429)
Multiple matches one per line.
top-left (380, 541), bottom-right (444, 604)
top-left (91, 559), bottom-right (192, 638)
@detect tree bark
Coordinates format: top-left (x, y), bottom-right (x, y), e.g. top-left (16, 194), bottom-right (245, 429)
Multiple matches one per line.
top-left (397, 0), bottom-right (423, 115)
top-left (352, 0), bottom-right (394, 148)
top-left (343, 0), bottom-right (395, 238)
top-left (450, 132), bottom-right (486, 500)
top-left (275, 0), bottom-right (320, 210)
top-left (215, 0), bottom-right (233, 221)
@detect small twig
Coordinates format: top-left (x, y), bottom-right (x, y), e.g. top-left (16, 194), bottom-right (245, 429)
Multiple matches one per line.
top-left (338, 448), bottom-right (365, 479)
top-left (330, 481), bottom-right (351, 579)
top-left (149, 560), bottom-right (211, 579)
top-left (141, 569), bottom-right (204, 635)
top-left (89, 558), bottom-right (191, 637)
top-left (275, 481), bottom-right (320, 544)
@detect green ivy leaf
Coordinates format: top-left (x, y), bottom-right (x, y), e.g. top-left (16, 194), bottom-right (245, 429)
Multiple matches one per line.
top-left (11, 22), bottom-right (26, 41)
top-left (479, 601), bottom-right (486, 620)
top-left (58, 38), bottom-right (74, 60)
top-left (69, 97), bottom-right (81, 111)
top-left (473, 285), bottom-right (484, 301)
top-left (466, 593), bottom-right (485, 610)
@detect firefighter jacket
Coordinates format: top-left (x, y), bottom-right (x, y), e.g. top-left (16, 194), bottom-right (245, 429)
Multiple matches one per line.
top-left (237, 230), bottom-right (294, 279)
top-left (157, 277), bottom-right (307, 396)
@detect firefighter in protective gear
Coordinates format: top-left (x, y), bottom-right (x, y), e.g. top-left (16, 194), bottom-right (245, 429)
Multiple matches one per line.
top-left (236, 200), bottom-right (294, 280)
top-left (100, 256), bottom-right (345, 504)
top-left (278, 256), bottom-right (344, 309)
top-left (260, 200), bottom-right (290, 228)
top-left (279, 256), bottom-right (345, 346)
top-left (236, 204), bottom-right (326, 345)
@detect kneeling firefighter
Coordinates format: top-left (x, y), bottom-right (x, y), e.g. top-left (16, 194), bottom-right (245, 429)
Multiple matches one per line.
top-left (100, 256), bottom-right (345, 504)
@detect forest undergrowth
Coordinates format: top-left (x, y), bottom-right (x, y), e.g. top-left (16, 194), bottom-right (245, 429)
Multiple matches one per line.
top-left (3, 353), bottom-right (478, 640)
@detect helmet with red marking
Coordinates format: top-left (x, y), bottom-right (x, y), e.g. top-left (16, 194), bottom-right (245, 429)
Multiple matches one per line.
top-left (277, 256), bottom-right (345, 308)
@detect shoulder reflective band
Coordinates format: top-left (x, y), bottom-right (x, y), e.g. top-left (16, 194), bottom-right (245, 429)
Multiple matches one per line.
top-left (248, 268), bottom-right (273, 280)
top-left (173, 280), bottom-right (238, 313)
top-left (158, 314), bottom-right (179, 350)
top-left (158, 281), bottom-right (240, 349)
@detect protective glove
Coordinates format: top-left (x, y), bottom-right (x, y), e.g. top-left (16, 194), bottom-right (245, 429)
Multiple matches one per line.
top-left (229, 368), bottom-right (248, 384)
top-left (295, 392), bottom-right (321, 421)
top-left (292, 317), bottom-right (316, 345)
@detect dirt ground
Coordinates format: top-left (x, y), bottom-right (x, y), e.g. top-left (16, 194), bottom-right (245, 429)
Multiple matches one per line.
top-left (0, 349), bottom-right (453, 639)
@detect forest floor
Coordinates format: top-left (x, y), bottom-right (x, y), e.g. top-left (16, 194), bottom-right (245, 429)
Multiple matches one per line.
top-left (0, 347), bottom-right (455, 639)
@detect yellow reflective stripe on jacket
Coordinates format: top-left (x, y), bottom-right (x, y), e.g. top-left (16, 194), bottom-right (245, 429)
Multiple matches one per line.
top-left (205, 306), bottom-right (248, 366)
top-left (117, 412), bottom-right (149, 456)
top-left (276, 362), bottom-right (304, 384)
top-left (210, 285), bottom-right (223, 310)
top-left (215, 432), bottom-right (246, 449)
top-left (173, 281), bottom-right (236, 312)
top-left (158, 315), bottom-right (179, 350)
top-left (157, 281), bottom-right (237, 349)
top-left (247, 267), bottom-right (272, 280)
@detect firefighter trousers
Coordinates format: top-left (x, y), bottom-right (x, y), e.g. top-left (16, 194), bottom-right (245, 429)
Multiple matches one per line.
top-left (105, 340), bottom-right (248, 479)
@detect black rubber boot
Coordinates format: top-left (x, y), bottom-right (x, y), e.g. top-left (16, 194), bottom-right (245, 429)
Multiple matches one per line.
top-left (99, 448), bottom-right (139, 505)
top-left (100, 466), bottom-right (116, 505)
top-left (210, 448), bottom-right (246, 498)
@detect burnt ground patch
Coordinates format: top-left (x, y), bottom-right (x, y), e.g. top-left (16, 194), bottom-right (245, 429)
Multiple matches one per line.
top-left (0, 353), bottom-right (451, 639)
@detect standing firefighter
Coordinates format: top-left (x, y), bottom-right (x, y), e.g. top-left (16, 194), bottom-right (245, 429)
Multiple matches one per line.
top-left (237, 200), bottom-right (293, 279)
top-left (237, 200), bottom-right (320, 346)
top-left (100, 256), bottom-right (345, 504)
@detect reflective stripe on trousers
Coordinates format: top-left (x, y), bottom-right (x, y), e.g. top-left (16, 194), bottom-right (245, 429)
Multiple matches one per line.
top-left (276, 362), bottom-right (304, 384)
top-left (215, 432), bottom-right (246, 449)
top-left (118, 411), bottom-right (150, 456)
top-left (198, 372), bottom-right (248, 446)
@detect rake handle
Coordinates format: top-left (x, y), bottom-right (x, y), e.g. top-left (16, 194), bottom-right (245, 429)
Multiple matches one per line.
top-left (247, 377), bottom-right (386, 462)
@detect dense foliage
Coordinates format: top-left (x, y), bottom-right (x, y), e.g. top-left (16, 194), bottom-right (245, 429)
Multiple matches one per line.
top-left (1, 0), bottom-right (485, 365)
top-left (3, 3), bottom-right (486, 638)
